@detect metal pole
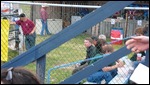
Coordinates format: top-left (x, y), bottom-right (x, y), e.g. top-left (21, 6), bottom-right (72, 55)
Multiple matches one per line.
top-left (2, 1), bottom-right (149, 10)
top-left (124, 12), bottom-right (129, 43)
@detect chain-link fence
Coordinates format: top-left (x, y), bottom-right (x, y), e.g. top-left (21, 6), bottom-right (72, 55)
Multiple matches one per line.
top-left (1, 1), bottom-right (149, 84)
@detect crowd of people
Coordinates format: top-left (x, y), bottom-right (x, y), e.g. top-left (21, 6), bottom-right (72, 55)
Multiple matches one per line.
top-left (1, 3), bottom-right (149, 84)
top-left (111, 4), bottom-right (149, 20)
top-left (71, 23), bottom-right (149, 84)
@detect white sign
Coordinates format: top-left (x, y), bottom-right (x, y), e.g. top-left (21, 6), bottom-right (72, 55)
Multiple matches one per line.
top-left (71, 16), bottom-right (81, 24)
top-left (130, 63), bottom-right (149, 84)
top-left (111, 19), bottom-right (115, 24)
top-left (137, 20), bottom-right (142, 26)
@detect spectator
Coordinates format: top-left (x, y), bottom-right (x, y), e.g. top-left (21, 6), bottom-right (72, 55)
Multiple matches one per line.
top-left (87, 44), bottom-right (124, 84)
top-left (98, 34), bottom-right (107, 45)
top-left (91, 36), bottom-right (103, 54)
top-left (72, 37), bottom-right (97, 74)
top-left (40, 4), bottom-right (51, 35)
top-left (143, 23), bottom-right (149, 35)
top-left (98, 34), bottom-right (106, 41)
top-left (89, 36), bottom-right (106, 65)
top-left (1, 67), bottom-right (41, 84)
top-left (130, 27), bottom-right (147, 68)
top-left (10, 13), bottom-right (36, 50)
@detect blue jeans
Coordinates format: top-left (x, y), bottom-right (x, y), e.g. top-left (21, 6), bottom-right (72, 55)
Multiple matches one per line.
top-left (40, 19), bottom-right (51, 35)
top-left (25, 32), bottom-right (36, 50)
top-left (133, 60), bottom-right (145, 69)
top-left (87, 70), bottom-right (113, 84)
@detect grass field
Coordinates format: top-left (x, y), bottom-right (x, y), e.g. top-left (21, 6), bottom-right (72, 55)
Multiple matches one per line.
top-left (6, 33), bottom-right (134, 84)
top-left (1, 3), bottom-right (142, 84)
top-left (4, 4), bottom-right (134, 84)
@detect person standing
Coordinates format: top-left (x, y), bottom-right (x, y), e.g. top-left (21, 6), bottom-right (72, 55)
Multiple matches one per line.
top-left (10, 13), bottom-right (36, 50)
top-left (40, 4), bottom-right (51, 35)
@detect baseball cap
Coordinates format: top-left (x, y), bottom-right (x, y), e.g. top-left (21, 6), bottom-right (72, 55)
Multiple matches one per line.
top-left (19, 13), bottom-right (26, 17)
top-left (41, 3), bottom-right (48, 7)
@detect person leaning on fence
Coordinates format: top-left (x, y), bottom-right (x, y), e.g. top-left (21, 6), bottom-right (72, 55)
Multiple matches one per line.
top-left (1, 67), bottom-right (41, 84)
top-left (86, 44), bottom-right (124, 84)
top-left (72, 37), bottom-right (97, 75)
top-left (40, 4), bottom-right (51, 36)
top-left (10, 13), bottom-right (36, 50)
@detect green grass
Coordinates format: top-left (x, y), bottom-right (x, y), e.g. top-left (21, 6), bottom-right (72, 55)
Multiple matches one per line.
top-left (2, 3), bottom-right (135, 84)
top-left (6, 34), bottom-right (134, 84)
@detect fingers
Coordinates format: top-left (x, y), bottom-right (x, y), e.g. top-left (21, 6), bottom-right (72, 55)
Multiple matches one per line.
top-left (125, 39), bottom-right (135, 46)
top-left (130, 46), bottom-right (141, 53)
top-left (126, 42), bottom-right (135, 50)
top-left (131, 46), bottom-right (137, 52)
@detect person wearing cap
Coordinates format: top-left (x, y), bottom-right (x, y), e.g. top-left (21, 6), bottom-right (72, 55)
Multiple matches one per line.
top-left (10, 13), bottom-right (36, 50)
top-left (40, 4), bottom-right (51, 35)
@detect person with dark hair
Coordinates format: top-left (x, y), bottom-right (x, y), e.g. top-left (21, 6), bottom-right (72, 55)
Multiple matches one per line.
top-left (10, 13), bottom-right (36, 50)
top-left (1, 67), bottom-right (41, 84)
top-left (89, 36), bottom-right (106, 65)
top-left (91, 36), bottom-right (103, 54)
top-left (2, 17), bottom-right (8, 19)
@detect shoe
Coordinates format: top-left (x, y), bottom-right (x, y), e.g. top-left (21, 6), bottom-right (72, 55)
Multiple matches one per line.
top-left (47, 33), bottom-right (52, 35)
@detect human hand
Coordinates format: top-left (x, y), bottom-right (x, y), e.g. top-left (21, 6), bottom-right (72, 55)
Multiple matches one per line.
top-left (29, 31), bottom-right (34, 35)
top-left (136, 56), bottom-right (142, 61)
top-left (116, 60), bottom-right (124, 67)
top-left (102, 67), bottom-right (110, 72)
top-left (125, 36), bottom-right (149, 53)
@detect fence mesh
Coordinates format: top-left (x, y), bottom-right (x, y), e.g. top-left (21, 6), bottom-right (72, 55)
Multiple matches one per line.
top-left (1, 1), bottom-right (149, 84)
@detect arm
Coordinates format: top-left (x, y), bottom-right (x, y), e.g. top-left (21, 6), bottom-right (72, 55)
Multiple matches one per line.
top-left (29, 20), bottom-right (36, 35)
top-left (30, 26), bottom-right (36, 35)
top-left (102, 60), bottom-right (124, 72)
top-left (102, 64), bottom-right (118, 72)
top-left (9, 21), bottom-right (16, 24)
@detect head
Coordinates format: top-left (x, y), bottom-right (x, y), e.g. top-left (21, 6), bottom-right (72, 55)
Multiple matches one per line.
top-left (143, 23), bottom-right (149, 35)
top-left (2, 17), bottom-right (8, 19)
top-left (98, 34), bottom-right (106, 41)
top-left (84, 37), bottom-right (93, 48)
top-left (41, 4), bottom-right (48, 9)
top-left (91, 36), bottom-right (99, 46)
top-left (134, 27), bottom-right (144, 36)
top-left (102, 44), bottom-right (114, 54)
top-left (19, 13), bottom-right (26, 21)
top-left (1, 67), bottom-right (41, 84)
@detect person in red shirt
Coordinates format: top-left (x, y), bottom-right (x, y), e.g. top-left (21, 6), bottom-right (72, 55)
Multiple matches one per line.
top-left (40, 4), bottom-right (51, 35)
top-left (10, 13), bottom-right (36, 50)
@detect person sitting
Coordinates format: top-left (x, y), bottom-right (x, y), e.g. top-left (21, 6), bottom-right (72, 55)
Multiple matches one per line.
top-left (72, 37), bottom-right (97, 74)
top-left (86, 44), bottom-right (124, 84)
top-left (130, 27), bottom-right (147, 69)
